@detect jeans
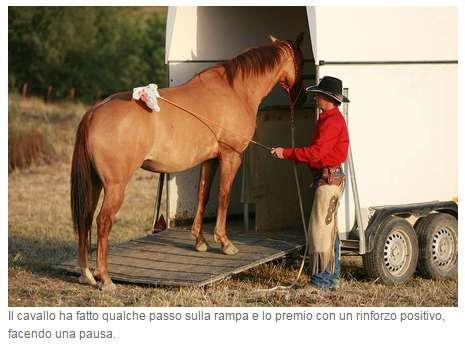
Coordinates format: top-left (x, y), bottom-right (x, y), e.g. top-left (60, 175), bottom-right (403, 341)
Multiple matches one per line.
top-left (310, 234), bottom-right (340, 288)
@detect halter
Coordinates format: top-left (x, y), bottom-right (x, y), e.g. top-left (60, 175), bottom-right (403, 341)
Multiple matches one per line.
top-left (279, 40), bottom-right (304, 108)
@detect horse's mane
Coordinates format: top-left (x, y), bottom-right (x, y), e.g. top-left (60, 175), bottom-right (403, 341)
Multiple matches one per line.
top-left (221, 43), bottom-right (288, 86)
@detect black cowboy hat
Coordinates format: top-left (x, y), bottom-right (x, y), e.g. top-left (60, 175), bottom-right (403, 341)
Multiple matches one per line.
top-left (305, 76), bottom-right (350, 103)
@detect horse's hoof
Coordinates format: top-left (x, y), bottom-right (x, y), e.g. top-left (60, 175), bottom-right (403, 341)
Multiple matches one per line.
top-left (194, 238), bottom-right (208, 252)
top-left (79, 268), bottom-right (97, 286)
top-left (79, 274), bottom-right (97, 286)
top-left (98, 281), bottom-right (116, 292)
top-left (92, 270), bottom-right (101, 280)
top-left (222, 242), bottom-right (239, 255)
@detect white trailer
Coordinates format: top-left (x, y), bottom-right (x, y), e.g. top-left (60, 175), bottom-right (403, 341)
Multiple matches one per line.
top-left (161, 6), bottom-right (458, 284)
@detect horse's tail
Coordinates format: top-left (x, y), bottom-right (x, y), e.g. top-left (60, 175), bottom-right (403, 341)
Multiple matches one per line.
top-left (70, 110), bottom-right (100, 239)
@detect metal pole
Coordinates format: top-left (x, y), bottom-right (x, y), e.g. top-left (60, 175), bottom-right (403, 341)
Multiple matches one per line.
top-left (343, 88), bottom-right (366, 254)
top-left (152, 173), bottom-right (165, 232)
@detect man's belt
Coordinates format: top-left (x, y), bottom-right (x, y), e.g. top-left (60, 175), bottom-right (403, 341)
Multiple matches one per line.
top-left (314, 166), bottom-right (344, 186)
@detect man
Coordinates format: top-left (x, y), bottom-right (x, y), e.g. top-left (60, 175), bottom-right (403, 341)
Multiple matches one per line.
top-left (271, 76), bottom-right (349, 290)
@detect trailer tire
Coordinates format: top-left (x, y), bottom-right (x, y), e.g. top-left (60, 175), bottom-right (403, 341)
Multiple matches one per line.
top-left (414, 216), bottom-right (430, 235)
top-left (363, 216), bottom-right (419, 285)
top-left (416, 213), bottom-right (457, 280)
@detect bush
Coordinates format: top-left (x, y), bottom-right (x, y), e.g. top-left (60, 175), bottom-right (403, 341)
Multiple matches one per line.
top-left (8, 7), bottom-right (167, 103)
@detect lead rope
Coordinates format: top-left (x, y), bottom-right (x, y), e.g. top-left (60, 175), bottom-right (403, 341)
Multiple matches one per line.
top-left (256, 40), bottom-right (310, 292)
top-left (256, 101), bottom-right (309, 292)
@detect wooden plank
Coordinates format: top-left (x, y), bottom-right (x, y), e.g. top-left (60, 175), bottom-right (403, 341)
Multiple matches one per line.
top-left (101, 273), bottom-right (202, 287)
top-left (125, 236), bottom-right (296, 255)
top-left (105, 244), bottom-right (302, 276)
top-left (63, 260), bottom-right (212, 281)
top-left (107, 247), bottom-right (251, 268)
top-left (131, 238), bottom-right (294, 254)
top-left (114, 242), bottom-right (267, 262)
top-left (141, 231), bottom-right (260, 244)
top-left (128, 239), bottom-right (293, 255)
top-left (61, 260), bottom-right (233, 287)
top-left (146, 228), bottom-right (304, 242)
top-left (100, 263), bottom-right (209, 283)
top-left (58, 225), bottom-right (305, 287)
top-left (61, 239), bottom-right (302, 273)
top-left (103, 255), bottom-right (243, 275)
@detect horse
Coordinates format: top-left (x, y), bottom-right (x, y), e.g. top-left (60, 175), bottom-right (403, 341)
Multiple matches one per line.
top-left (71, 34), bottom-right (305, 290)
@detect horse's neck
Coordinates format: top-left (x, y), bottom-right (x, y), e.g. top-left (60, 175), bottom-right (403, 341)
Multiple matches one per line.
top-left (232, 68), bottom-right (282, 112)
top-left (180, 64), bottom-right (281, 115)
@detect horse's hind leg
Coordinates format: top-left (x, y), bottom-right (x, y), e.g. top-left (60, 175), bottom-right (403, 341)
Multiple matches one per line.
top-left (192, 158), bottom-right (218, 251)
top-left (214, 151), bottom-right (242, 255)
top-left (78, 178), bottom-right (102, 286)
top-left (95, 183), bottom-right (126, 291)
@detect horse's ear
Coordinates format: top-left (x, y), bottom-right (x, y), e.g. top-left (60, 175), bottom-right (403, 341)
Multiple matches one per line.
top-left (269, 34), bottom-right (279, 43)
top-left (294, 32), bottom-right (304, 48)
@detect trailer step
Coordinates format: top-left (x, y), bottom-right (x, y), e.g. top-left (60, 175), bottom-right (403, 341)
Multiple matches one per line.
top-left (341, 239), bottom-right (360, 251)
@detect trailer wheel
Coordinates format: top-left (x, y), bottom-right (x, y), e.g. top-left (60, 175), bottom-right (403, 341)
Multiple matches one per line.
top-left (416, 213), bottom-right (457, 280)
top-left (363, 216), bottom-right (419, 284)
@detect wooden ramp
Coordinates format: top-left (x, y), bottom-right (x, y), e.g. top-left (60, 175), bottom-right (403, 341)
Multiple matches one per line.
top-left (59, 225), bottom-right (305, 287)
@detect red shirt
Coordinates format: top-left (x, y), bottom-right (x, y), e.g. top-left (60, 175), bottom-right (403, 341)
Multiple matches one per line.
top-left (283, 107), bottom-right (349, 169)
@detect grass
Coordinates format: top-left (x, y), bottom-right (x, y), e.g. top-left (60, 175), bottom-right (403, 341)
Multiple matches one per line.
top-left (8, 95), bottom-right (458, 307)
top-left (8, 95), bottom-right (88, 171)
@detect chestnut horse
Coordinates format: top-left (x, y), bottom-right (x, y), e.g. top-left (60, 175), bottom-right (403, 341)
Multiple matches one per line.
top-left (71, 34), bottom-right (304, 290)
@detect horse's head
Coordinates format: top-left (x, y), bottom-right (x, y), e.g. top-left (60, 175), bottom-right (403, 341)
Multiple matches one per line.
top-left (270, 33), bottom-right (306, 106)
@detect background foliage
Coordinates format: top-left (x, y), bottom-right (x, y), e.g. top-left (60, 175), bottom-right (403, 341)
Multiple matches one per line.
top-left (8, 7), bottom-right (167, 102)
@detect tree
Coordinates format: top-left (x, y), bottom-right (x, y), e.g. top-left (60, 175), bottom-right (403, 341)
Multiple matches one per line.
top-left (8, 7), bottom-right (167, 102)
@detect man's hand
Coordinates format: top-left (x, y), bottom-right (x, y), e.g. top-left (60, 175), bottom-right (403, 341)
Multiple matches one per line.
top-left (271, 147), bottom-right (285, 159)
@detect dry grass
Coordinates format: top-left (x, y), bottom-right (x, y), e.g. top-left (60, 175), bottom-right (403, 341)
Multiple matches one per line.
top-left (8, 95), bottom-right (88, 171)
top-left (8, 96), bottom-right (458, 307)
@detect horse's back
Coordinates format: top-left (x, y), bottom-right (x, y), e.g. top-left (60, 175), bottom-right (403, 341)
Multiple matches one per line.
top-left (86, 90), bottom-right (220, 176)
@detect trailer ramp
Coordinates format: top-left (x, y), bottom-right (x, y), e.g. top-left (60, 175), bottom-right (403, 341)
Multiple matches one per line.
top-left (59, 225), bottom-right (305, 287)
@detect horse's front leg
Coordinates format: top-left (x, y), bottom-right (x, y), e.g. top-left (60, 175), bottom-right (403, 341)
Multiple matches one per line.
top-left (214, 151), bottom-right (242, 255)
top-left (192, 158), bottom-right (218, 252)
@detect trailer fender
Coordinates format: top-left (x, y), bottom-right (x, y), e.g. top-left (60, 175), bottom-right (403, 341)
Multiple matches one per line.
top-left (364, 201), bottom-right (457, 254)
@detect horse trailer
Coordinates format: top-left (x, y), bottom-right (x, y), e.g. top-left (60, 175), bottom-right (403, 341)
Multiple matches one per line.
top-left (161, 6), bottom-right (458, 284)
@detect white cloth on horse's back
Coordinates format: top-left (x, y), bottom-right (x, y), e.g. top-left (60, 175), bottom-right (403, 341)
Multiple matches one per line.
top-left (132, 83), bottom-right (160, 112)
